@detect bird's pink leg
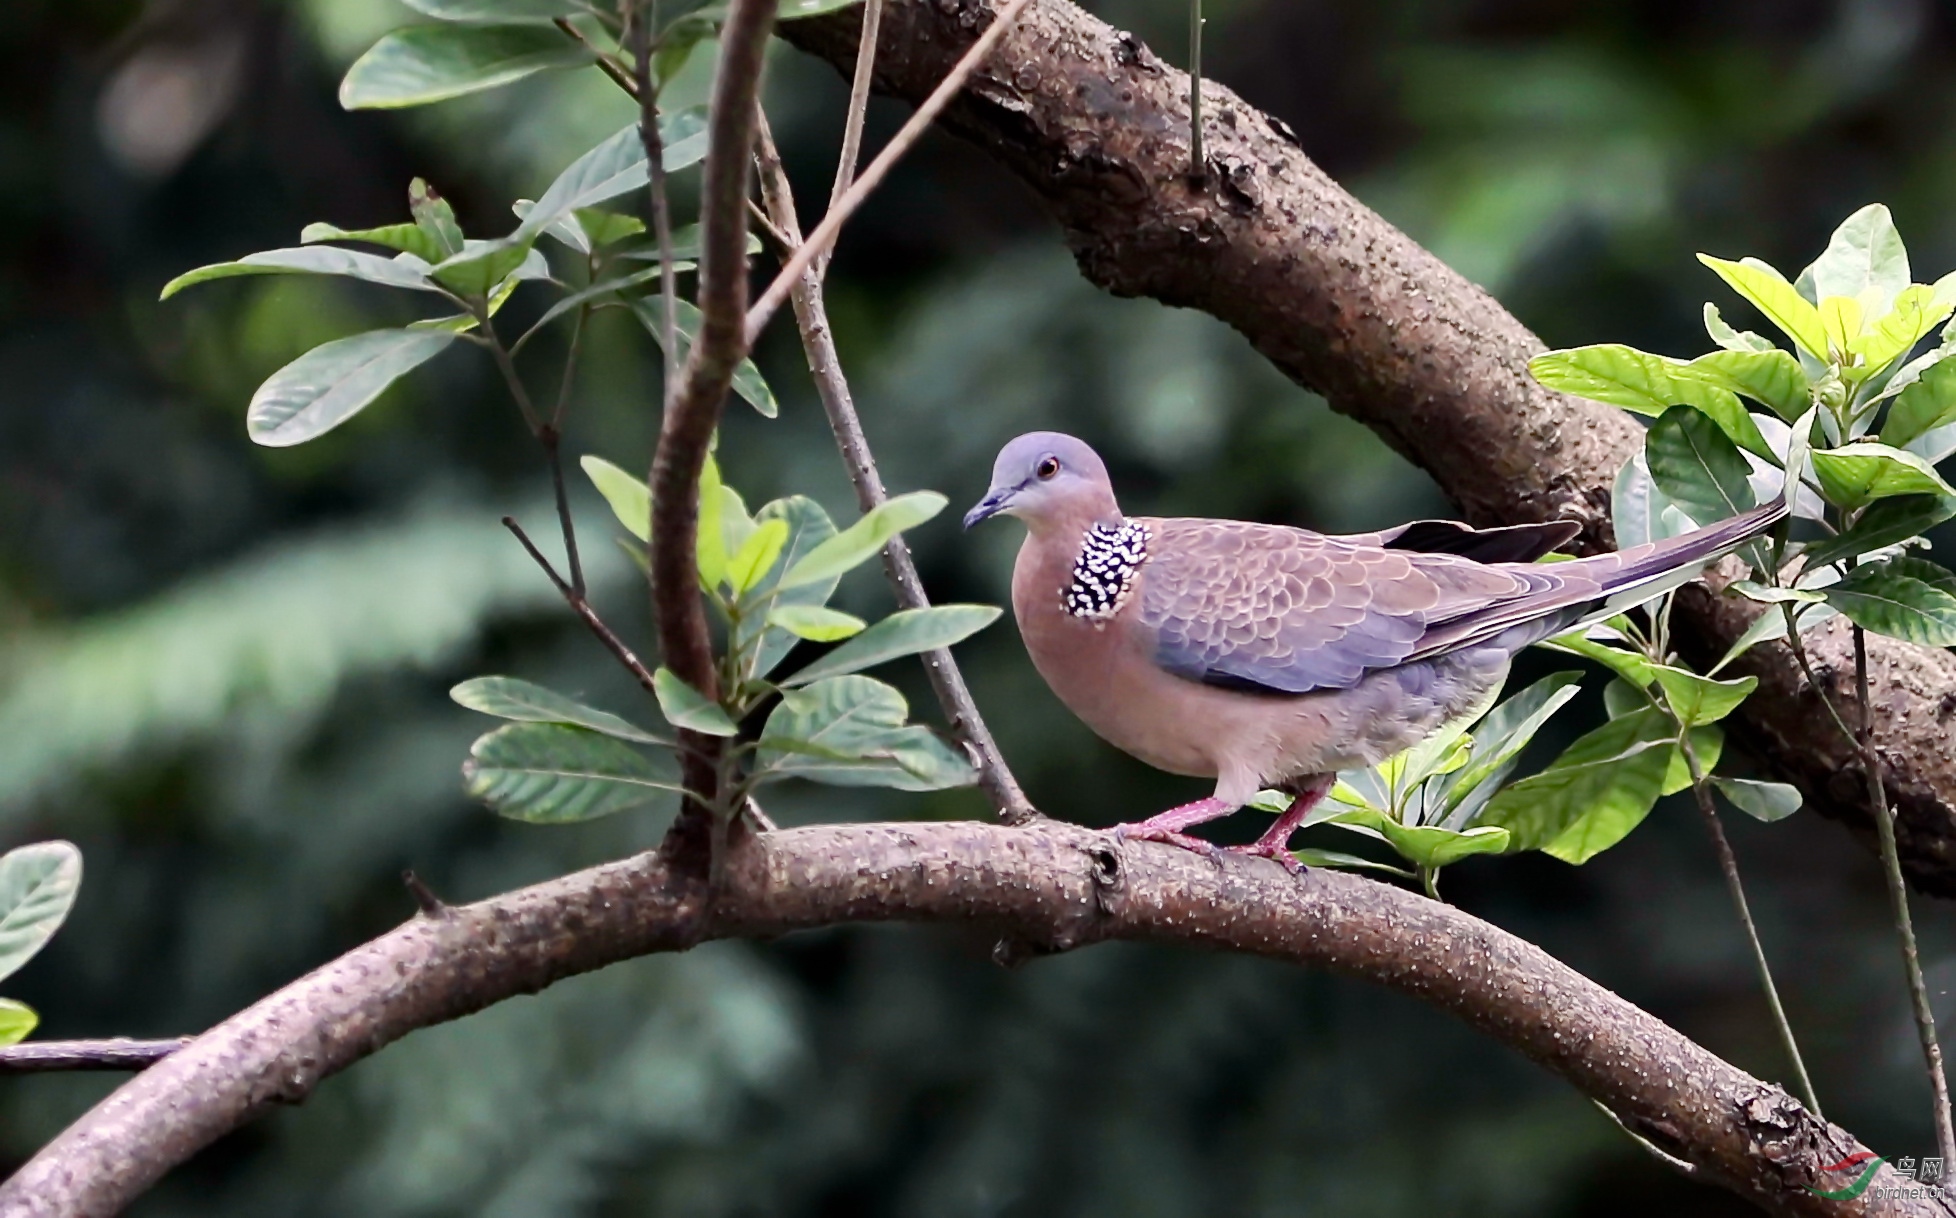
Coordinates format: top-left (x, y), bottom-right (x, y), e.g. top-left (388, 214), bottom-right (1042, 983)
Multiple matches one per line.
top-left (1227, 774), bottom-right (1334, 874)
top-left (1111, 797), bottom-right (1235, 857)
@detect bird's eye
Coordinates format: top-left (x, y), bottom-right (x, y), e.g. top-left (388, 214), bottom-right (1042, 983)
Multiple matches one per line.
top-left (1035, 456), bottom-right (1060, 480)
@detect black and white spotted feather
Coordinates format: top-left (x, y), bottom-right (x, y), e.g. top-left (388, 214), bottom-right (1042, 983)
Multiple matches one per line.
top-left (1064, 521), bottom-right (1152, 620)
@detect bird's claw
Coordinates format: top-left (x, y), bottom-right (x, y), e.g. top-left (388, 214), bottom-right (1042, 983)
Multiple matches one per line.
top-left (1222, 842), bottom-right (1308, 876)
top-left (1111, 823), bottom-right (1222, 861)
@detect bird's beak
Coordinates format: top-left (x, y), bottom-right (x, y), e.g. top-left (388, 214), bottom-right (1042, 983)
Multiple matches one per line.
top-left (963, 487), bottom-right (1012, 530)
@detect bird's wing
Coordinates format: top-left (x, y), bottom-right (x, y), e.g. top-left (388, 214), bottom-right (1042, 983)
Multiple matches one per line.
top-left (1346, 518), bottom-right (1583, 564)
top-left (1135, 518), bottom-right (1560, 694)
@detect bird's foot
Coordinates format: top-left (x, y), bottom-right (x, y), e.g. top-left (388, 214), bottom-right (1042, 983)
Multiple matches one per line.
top-left (1222, 840), bottom-right (1307, 875)
top-left (1110, 797), bottom-right (1233, 860)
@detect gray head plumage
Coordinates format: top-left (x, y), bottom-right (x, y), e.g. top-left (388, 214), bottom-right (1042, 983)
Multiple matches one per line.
top-left (963, 432), bottom-right (1117, 530)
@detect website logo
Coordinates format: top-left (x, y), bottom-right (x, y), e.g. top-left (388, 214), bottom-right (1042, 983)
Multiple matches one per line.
top-left (1808, 1152), bottom-right (1884, 1201)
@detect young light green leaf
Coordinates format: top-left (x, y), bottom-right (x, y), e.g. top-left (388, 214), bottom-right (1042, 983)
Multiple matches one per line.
top-left (766, 604), bottom-right (866, 642)
top-left (1479, 710), bottom-right (1674, 858)
top-left (1601, 677), bottom-right (1648, 719)
top-left (1882, 357), bottom-right (1956, 447)
top-left (1714, 777), bottom-right (1803, 823)
top-left (652, 667), bottom-right (738, 736)
top-left (1539, 630), bottom-right (1657, 688)
top-left (574, 208), bottom-right (646, 246)
top-left (726, 518), bottom-right (789, 597)
top-left (630, 296), bottom-right (776, 416)
top-left (0, 842), bottom-right (82, 985)
top-left (407, 178), bottom-right (465, 258)
top-left (695, 453), bottom-right (730, 590)
top-left (619, 222), bottom-right (761, 265)
top-left (780, 605), bottom-right (1002, 688)
top-left (301, 220), bottom-right (445, 263)
top-left (1328, 808), bottom-right (1510, 869)
top-left (463, 723), bottom-right (680, 823)
top-left (246, 329), bottom-right (457, 447)
top-left (1824, 556), bottom-right (1956, 646)
top-left (1801, 493), bottom-right (1956, 568)
top-left (580, 455), bottom-right (651, 542)
top-left (1611, 452), bottom-right (1684, 549)
top-left (339, 25), bottom-right (591, 110)
top-left (0, 999), bottom-right (36, 1047)
top-left (1809, 443), bottom-right (1956, 510)
top-left (159, 246), bottom-right (439, 299)
top-left (402, 0), bottom-right (592, 22)
top-left (757, 675), bottom-right (974, 791)
top-left (1686, 349), bottom-right (1809, 422)
top-left (1698, 255), bottom-right (1829, 359)
top-left (429, 237), bottom-right (541, 297)
top-left (1703, 302), bottom-right (1775, 353)
top-left (1855, 284), bottom-right (1950, 375)
top-left (1802, 204), bottom-right (1909, 315)
top-left (1659, 725), bottom-right (1724, 797)
top-left (1727, 580), bottom-right (1826, 606)
top-left (1649, 664), bottom-right (1756, 728)
top-left (741, 496), bottom-right (841, 679)
top-left (1645, 402), bottom-right (1757, 526)
top-left (450, 676), bottom-right (665, 744)
top-left (1434, 673), bottom-right (1584, 829)
top-left (777, 492), bottom-right (948, 590)
top-left (1529, 344), bottom-right (1759, 452)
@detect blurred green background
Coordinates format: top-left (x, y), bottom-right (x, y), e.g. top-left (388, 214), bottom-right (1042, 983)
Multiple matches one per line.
top-left (3, 0), bottom-right (1953, 1213)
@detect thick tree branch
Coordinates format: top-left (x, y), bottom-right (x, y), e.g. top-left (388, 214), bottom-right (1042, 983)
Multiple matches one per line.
top-left (774, 0), bottom-right (1956, 898)
top-left (647, 0), bottom-right (775, 867)
top-left (0, 821), bottom-right (1935, 1217)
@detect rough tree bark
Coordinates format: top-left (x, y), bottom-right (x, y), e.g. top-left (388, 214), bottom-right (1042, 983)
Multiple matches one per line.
top-left (774, 0), bottom-right (1956, 897)
top-left (0, 823), bottom-right (1935, 1217)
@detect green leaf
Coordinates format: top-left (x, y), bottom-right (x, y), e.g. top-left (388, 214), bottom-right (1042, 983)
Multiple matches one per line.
top-left (463, 723), bottom-right (679, 823)
top-left (726, 518), bottom-right (789, 597)
top-left (1660, 725), bottom-right (1724, 796)
top-left (1686, 349), bottom-right (1810, 422)
top-left (1539, 630), bottom-right (1657, 688)
top-left (1801, 204), bottom-right (1910, 317)
top-left (1288, 849), bottom-right (1416, 878)
top-left (652, 667), bottom-right (738, 736)
top-left (246, 329), bottom-right (456, 447)
top-left (1611, 452), bottom-right (1684, 549)
top-left (339, 24), bottom-right (591, 110)
top-left (1330, 808), bottom-right (1510, 869)
top-left (450, 676), bottom-right (664, 744)
top-left (0, 842), bottom-right (81, 985)
top-left (778, 492), bottom-right (947, 590)
top-left (402, 0), bottom-right (592, 22)
top-left (407, 178), bottom-right (465, 258)
top-left (1810, 443), bottom-right (1956, 510)
top-left (757, 675), bottom-right (974, 791)
top-left (1801, 493), bottom-right (1956, 568)
top-left (1435, 671), bottom-right (1584, 826)
top-left (1601, 677), bottom-right (1648, 719)
top-left (1882, 357), bottom-right (1956, 447)
top-left (740, 497), bottom-right (841, 679)
top-left (159, 246), bottom-right (439, 299)
top-left (619, 222), bottom-right (761, 265)
top-left (1645, 402), bottom-right (1757, 526)
top-left (0, 999), bottom-right (36, 1047)
top-left (575, 208), bottom-right (646, 246)
top-left (777, 0), bottom-right (865, 16)
top-left (1703, 302), bottom-right (1775, 353)
top-left (694, 452), bottom-right (731, 590)
top-left (300, 220), bottom-right (445, 264)
top-left (1698, 254), bottom-right (1829, 359)
top-left (1529, 346), bottom-right (1756, 448)
top-left (1714, 777), bottom-right (1803, 823)
top-left (1479, 710), bottom-right (1674, 859)
top-left (1649, 664), bottom-right (1755, 728)
top-left (517, 111), bottom-right (709, 240)
top-left (1855, 284), bottom-right (1950, 375)
top-left (1825, 557), bottom-right (1956, 646)
top-left (430, 236), bottom-right (540, 297)
top-left (765, 604), bottom-right (866, 642)
top-left (630, 296), bottom-right (776, 416)
top-left (523, 266), bottom-right (685, 343)
top-left (580, 455), bottom-right (651, 542)
top-left (1726, 580), bottom-right (1826, 606)
top-left (780, 605), bottom-right (1002, 688)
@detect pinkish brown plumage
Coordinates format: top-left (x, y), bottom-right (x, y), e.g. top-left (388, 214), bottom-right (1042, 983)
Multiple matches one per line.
top-left (964, 432), bottom-right (1786, 872)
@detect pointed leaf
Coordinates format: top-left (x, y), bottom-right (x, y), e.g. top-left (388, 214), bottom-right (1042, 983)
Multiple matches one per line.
top-left (1646, 403), bottom-right (1757, 526)
top-left (726, 518), bottom-right (789, 597)
top-left (1531, 345), bottom-right (1761, 457)
top-left (247, 329), bottom-right (456, 447)
top-left (1650, 664), bottom-right (1755, 728)
top-left (1287, 849), bottom-right (1416, 878)
top-left (1436, 672), bottom-right (1584, 824)
top-left (740, 497), bottom-right (841, 679)
top-left (1686, 349), bottom-right (1809, 422)
top-left (777, 492), bottom-right (947, 590)
top-left (1330, 808), bottom-right (1510, 869)
top-left (1479, 710), bottom-right (1674, 857)
top-left (574, 208), bottom-right (646, 246)
top-left (1714, 777), bottom-right (1803, 823)
top-left (780, 605), bottom-right (1002, 688)
top-left (0, 842), bottom-right (81, 985)
top-left (1703, 302), bottom-right (1775, 353)
top-left (580, 455), bottom-right (651, 542)
top-left (408, 178), bottom-right (465, 258)
top-left (757, 675), bottom-right (974, 791)
top-left (0, 999), bottom-right (36, 1047)
top-left (430, 236), bottom-right (541, 297)
top-left (766, 604), bottom-right (866, 642)
top-left (450, 676), bottom-right (665, 744)
top-left (1856, 284), bottom-right (1949, 375)
top-left (1612, 452), bottom-right (1684, 549)
top-left (1803, 204), bottom-right (1910, 317)
top-left (1539, 631), bottom-right (1657, 688)
top-left (652, 668), bottom-right (738, 736)
top-left (518, 111), bottom-right (709, 239)
top-left (1810, 443), bottom-right (1956, 510)
top-left (1801, 493), bottom-right (1956, 568)
top-left (301, 220), bottom-right (445, 263)
top-left (160, 246), bottom-right (439, 299)
top-left (1825, 557), bottom-right (1956, 646)
top-left (463, 723), bottom-right (679, 822)
top-left (1699, 255), bottom-right (1829, 359)
top-left (630, 295), bottom-right (776, 416)
top-left (339, 24), bottom-right (591, 109)
top-left (1883, 357), bottom-right (1956, 447)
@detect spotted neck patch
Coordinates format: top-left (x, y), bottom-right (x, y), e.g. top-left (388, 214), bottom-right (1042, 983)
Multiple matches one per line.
top-left (1064, 520), bottom-right (1151, 620)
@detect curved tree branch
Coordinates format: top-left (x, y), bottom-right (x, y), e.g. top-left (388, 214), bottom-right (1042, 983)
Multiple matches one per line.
top-left (0, 822), bottom-right (1934, 1217)
top-left (771, 0), bottom-right (1956, 898)
top-left (646, 0), bottom-right (775, 869)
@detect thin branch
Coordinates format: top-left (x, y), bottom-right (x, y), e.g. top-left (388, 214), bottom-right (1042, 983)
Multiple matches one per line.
top-left (555, 16), bottom-right (640, 97)
top-left (630, 2), bottom-right (679, 396)
top-left (0, 820), bottom-right (1917, 1218)
top-left (502, 516), bottom-right (660, 699)
top-left (0, 1039), bottom-right (190, 1075)
top-left (1854, 621), bottom-right (1955, 1166)
top-left (751, 113), bottom-right (1034, 822)
top-left (745, 0), bottom-right (1036, 345)
top-left (824, 0), bottom-right (886, 261)
top-left (1186, 0), bottom-right (1203, 175)
top-left (482, 316), bottom-right (586, 597)
top-left (1678, 728), bottom-right (1822, 1117)
top-left (647, 0), bottom-right (777, 870)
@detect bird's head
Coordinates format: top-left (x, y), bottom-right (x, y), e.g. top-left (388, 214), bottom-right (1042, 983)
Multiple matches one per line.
top-left (963, 432), bottom-right (1119, 535)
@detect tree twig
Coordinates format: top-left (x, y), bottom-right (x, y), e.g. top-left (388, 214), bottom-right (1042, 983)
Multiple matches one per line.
top-left (1186, 0), bottom-right (1203, 175)
top-left (0, 819), bottom-right (1914, 1218)
top-left (751, 112), bottom-right (1035, 823)
top-left (482, 316), bottom-right (586, 598)
top-left (824, 0), bottom-right (885, 267)
top-left (630, 1), bottom-right (679, 397)
top-left (555, 16), bottom-right (639, 97)
top-left (0, 1039), bottom-right (190, 1075)
top-left (502, 516), bottom-right (660, 699)
top-left (744, 0), bottom-right (1036, 345)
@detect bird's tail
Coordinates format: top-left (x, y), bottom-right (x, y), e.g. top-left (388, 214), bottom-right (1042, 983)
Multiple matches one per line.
top-left (1412, 498), bottom-right (1789, 661)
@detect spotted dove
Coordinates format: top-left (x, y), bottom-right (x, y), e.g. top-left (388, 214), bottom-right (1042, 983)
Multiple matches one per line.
top-left (963, 432), bottom-right (1786, 870)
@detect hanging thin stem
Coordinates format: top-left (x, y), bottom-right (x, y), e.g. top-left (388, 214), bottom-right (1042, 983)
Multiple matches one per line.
top-left (481, 315), bottom-right (586, 597)
top-left (1187, 0), bottom-right (1204, 175)
top-left (630, 0), bottom-right (679, 399)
